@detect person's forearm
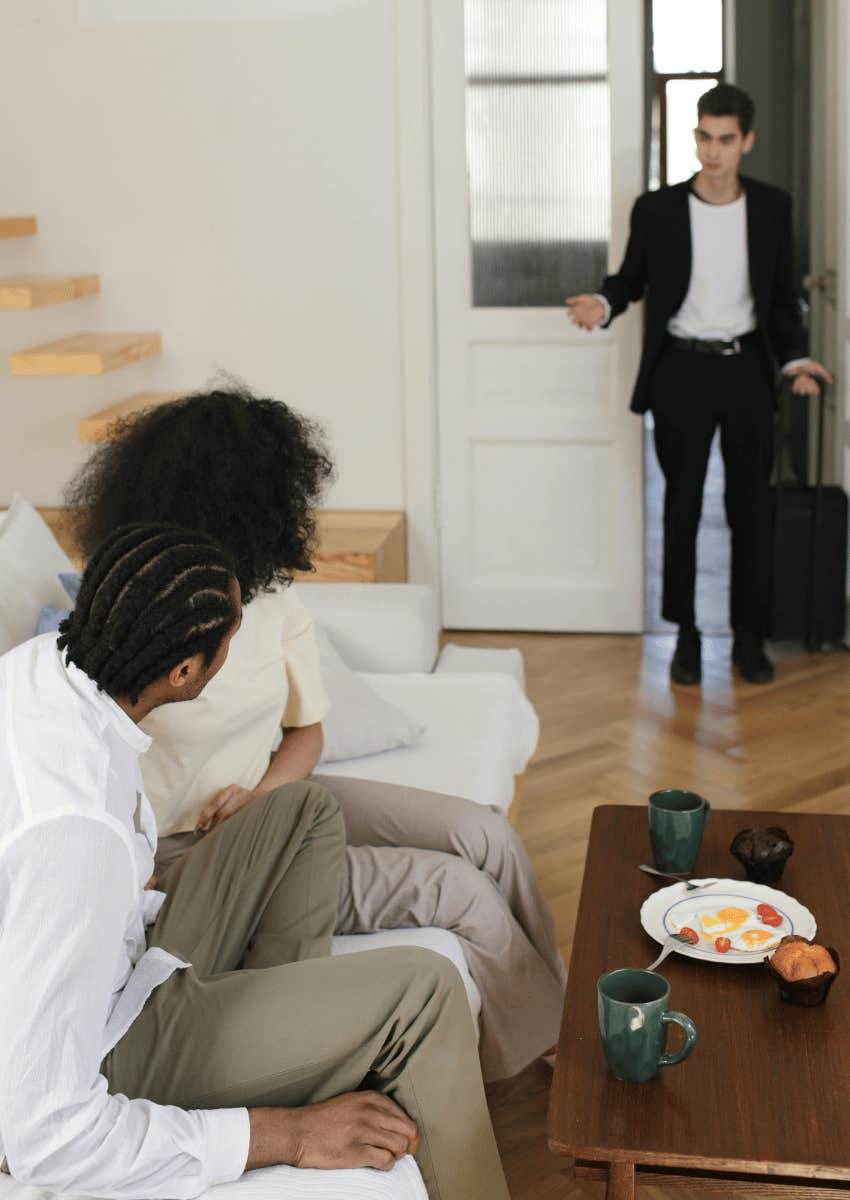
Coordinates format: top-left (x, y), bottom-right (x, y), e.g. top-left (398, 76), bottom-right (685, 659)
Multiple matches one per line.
top-left (246, 1108), bottom-right (297, 1170)
top-left (254, 722), bottom-right (323, 794)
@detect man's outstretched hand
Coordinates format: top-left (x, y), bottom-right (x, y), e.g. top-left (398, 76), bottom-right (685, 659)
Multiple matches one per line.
top-left (247, 1093), bottom-right (419, 1173)
top-left (785, 359), bottom-right (834, 396)
top-left (565, 294), bottom-right (605, 331)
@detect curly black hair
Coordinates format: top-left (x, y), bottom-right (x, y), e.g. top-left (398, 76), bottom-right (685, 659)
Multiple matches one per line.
top-left (64, 385), bottom-right (335, 604)
top-left (58, 523), bottom-right (239, 705)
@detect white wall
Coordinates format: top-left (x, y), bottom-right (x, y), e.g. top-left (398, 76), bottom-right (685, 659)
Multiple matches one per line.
top-left (0, 0), bottom-right (426, 529)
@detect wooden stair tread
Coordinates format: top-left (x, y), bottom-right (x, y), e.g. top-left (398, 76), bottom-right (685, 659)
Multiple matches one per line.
top-left (11, 332), bottom-right (161, 376)
top-left (0, 274), bottom-right (100, 309)
top-left (80, 392), bottom-right (185, 442)
top-left (0, 216), bottom-right (37, 239)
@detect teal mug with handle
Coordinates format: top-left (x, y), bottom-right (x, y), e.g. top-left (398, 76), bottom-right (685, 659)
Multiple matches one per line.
top-left (649, 788), bottom-right (711, 873)
top-left (598, 968), bottom-right (698, 1082)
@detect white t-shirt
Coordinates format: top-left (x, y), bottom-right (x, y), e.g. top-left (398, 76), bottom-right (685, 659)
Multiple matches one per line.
top-left (667, 191), bottom-right (756, 341)
top-left (142, 583), bottom-right (330, 835)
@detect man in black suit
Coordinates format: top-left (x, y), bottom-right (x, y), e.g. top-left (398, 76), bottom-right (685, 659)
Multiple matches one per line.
top-left (567, 84), bottom-right (831, 685)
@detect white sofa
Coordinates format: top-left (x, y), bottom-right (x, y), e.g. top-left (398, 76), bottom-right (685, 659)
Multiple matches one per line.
top-left (0, 502), bottom-right (539, 1200)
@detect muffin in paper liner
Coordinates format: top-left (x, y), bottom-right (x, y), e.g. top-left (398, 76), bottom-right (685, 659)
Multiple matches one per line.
top-left (766, 935), bottom-right (840, 1007)
top-left (730, 826), bottom-right (794, 883)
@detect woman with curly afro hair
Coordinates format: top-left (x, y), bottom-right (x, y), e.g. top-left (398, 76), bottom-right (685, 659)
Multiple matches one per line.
top-left (65, 386), bottom-right (565, 1084)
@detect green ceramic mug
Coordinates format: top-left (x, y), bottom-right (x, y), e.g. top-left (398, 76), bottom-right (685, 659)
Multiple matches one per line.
top-left (648, 789), bottom-right (711, 873)
top-left (597, 968), bottom-right (698, 1083)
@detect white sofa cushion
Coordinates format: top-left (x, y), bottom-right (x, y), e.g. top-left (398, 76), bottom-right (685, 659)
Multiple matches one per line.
top-left (297, 584), bottom-right (438, 674)
top-left (0, 496), bottom-right (76, 654)
top-left (317, 631), bottom-right (423, 763)
top-left (332, 927), bottom-right (482, 1033)
top-left (0, 1156), bottom-right (428, 1200)
top-left (318, 673), bottom-right (539, 814)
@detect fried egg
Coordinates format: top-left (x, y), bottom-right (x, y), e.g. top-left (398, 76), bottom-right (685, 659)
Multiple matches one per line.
top-left (730, 927), bottom-right (783, 951)
top-left (698, 907), bottom-right (750, 938)
top-left (670, 901), bottom-right (790, 954)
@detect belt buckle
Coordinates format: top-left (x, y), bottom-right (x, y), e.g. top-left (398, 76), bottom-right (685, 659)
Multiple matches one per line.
top-left (720, 337), bottom-right (742, 357)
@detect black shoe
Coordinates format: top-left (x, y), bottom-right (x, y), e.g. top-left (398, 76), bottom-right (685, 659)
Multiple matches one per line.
top-left (670, 627), bottom-right (702, 685)
top-left (732, 632), bottom-right (775, 684)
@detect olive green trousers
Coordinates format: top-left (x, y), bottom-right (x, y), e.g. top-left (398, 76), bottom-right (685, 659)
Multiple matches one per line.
top-left (105, 783), bottom-right (508, 1200)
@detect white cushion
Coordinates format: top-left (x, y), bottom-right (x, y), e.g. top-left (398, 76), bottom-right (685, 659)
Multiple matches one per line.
top-left (436, 643), bottom-right (526, 690)
top-left (0, 1157), bottom-right (428, 1200)
top-left (318, 673), bottom-right (539, 813)
top-left (0, 496), bottom-right (76, 654)
top-left (317, 630), bottom-right (423, 764)
top-left (332, 928), bottom-right (482, 1033)
top-left (297, 584), bottom-right (438, 674)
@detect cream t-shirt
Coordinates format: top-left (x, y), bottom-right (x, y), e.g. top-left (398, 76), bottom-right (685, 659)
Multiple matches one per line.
top-left (141, 583), bottom-right (330, 835)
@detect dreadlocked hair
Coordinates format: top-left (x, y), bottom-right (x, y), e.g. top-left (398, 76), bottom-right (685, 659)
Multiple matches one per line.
top-left (57, 523), bottom-right (239, 706)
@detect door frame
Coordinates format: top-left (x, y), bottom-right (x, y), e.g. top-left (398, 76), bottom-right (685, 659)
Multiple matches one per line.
top-left (394, 0), bottom-right (442, 594)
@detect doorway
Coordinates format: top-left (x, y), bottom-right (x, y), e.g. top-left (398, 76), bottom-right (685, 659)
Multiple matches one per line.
top-left (642, 0), bottom-right (729, 634)
top-left (641, 0), bottom-right (817, 637)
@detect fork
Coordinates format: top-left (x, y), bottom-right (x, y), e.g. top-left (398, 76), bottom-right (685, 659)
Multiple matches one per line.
top-left (639, 864), bottom-right (718, 892)
top-left (646, 932), bottom-right (694, 972)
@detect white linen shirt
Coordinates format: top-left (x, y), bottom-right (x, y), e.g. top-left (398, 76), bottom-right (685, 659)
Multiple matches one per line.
top-left (0, 635), bottom-right (250, 1197)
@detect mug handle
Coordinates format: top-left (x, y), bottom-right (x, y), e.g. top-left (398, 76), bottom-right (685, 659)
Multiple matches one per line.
top-left (702, 798), bottom-right (711, 829)
top-left (658, 1011), bottom-right (698, 1067)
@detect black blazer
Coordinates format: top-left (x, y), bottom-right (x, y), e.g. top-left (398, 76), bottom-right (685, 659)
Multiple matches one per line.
top-left (599, 175), bottom-right (808, 413)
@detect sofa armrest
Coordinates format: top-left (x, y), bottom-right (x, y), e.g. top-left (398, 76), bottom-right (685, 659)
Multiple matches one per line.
top-left (295, 583), bottom-right (439, 673)
top-left (436, 643), bottom-right (526, 691)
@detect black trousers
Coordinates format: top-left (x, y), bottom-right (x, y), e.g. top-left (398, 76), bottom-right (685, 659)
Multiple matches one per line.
top-left (649, 340), bottom-right (775, 636)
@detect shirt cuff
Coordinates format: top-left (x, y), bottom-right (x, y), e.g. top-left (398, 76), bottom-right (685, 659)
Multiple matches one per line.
top-left (781, 357), bottom-right (811, 374)
top-left (199, 1107), bottom-right (251, 1185)
top-left (592, 293), bottom-right (612, 326)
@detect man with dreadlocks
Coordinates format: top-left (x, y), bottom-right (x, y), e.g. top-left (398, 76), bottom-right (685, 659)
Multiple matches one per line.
top-left (0, 524), bottom-right (508, 1200)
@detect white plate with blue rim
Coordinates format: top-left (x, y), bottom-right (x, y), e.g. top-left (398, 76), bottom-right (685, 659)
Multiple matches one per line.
top-left (640, 879), bottom-right (816, 964)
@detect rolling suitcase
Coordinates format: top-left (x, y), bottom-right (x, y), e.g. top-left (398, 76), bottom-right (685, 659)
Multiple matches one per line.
top-left (769, 382), bottom-right (848, 647)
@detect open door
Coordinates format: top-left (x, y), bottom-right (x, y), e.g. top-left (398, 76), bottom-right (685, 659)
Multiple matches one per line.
top-left (431, 0), bottom-right (644, 631)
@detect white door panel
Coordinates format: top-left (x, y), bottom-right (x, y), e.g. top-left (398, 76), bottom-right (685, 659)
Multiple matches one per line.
top-left (432, 0), bottom-right (644, 631)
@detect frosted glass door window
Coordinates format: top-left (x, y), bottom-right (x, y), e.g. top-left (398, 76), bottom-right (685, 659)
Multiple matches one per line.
top-left (464, 0), bottom-right (611, 306)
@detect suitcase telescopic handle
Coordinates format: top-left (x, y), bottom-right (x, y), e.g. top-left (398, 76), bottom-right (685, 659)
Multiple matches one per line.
top-left (773, 377), bottom-right (828, 649)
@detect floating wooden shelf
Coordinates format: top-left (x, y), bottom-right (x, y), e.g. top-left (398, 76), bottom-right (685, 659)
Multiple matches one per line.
top-left (18, 508), bottom-right (408, 584)
top-left (80, 391), bottom-right (184, 442)
top-left (0, 216), bottom-right (37, 239)
top-left (0, 274), bottom-right (100, 310)
top-left (296, 510), bottom-right (407, 583)
top-left (11, 332), bottom-right (161, 376)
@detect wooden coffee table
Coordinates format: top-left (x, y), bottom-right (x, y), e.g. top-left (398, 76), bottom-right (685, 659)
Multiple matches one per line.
top-left (548, 805), bottom-right (850, 1198)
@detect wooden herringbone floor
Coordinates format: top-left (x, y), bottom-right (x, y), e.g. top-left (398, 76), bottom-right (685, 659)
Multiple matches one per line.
top-left (447, 630), bottom-right (850, 1200)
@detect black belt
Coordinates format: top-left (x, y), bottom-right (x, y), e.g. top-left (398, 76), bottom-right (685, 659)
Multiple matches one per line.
top-left (668, 332), bottom-right (758, 357)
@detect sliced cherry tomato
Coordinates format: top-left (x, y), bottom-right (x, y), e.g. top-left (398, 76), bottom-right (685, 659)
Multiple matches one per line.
top-left (757, 903), bottom-right (783, 926)
top-left (679, 926), bottom-right (699, 945)
top-left (715, 936), bottom-right (732, 954)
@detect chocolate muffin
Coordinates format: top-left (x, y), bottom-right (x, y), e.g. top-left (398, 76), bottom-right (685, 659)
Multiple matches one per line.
top-left (730, 826), bottom-right (794, 883)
